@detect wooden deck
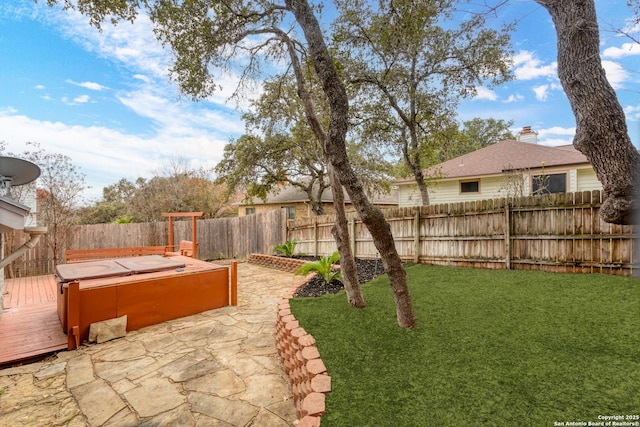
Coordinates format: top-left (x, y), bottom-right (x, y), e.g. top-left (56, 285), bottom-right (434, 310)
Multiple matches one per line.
top-left (1, 275), bottom-right (67, 366)
top-left (0, 257), bottom-right (236, 364)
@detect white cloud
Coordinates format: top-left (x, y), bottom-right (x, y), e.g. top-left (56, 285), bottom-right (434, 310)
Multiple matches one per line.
top-left (133, 74), bottom-right (151, 83)
top-left (503, 93), bottom-right (524, 103)
top-left (512, 50), bottom-right (557, 80)
top-left (35, 85), bottom-right (45, 90)
top-left (603, 42), bottom-right (640, 59)
top-left (0, 111), bottom-right (234, 201)
top-left (537, 126), bottom-right (576, 146)
top-left (471, 86), bottom-right (498, 101)
top-left (61, 95), bottom-right (91, 105)
top-left (50, 10), bottom-right (171, 82)
top-left (66, 80), bottom-right (107, 91)
top-left (45, 5), bottom-right (261, 110)
top-left (116, 86), bottom-right (244, 136)
top-left (74, 94), bottom-right (91, 104)
top-left (532, 85), bottom-right (549, 101)
top-left (625, 104), bottom-right (640, 121)
top-left (538, 126), bottom-right (576, 136)
top-left (601, 60), bottom-right (629, 89)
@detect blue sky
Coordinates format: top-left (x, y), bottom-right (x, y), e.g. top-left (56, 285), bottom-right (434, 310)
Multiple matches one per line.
top-left (0, 0), bottom-right (638, 202)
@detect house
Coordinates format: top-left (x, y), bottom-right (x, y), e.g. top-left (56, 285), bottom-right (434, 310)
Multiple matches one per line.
top-left (394, 126), bottom-right (602, 207)
top-left (238, 182), bottom-right (398, 219)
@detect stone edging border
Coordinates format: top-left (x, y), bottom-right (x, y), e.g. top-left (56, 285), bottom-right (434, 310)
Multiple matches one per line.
top-left (248, 254), bottom-right (330, 427)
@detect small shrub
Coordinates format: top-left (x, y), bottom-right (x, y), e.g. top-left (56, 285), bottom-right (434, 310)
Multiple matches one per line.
top-left (273, 239), bottom-right (298, 257)
top-left (295, 251), bottom-right (342, 285)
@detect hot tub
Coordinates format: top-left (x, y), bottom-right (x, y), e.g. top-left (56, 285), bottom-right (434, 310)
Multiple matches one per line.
top-left (56, 256), bottom-right (236, 349)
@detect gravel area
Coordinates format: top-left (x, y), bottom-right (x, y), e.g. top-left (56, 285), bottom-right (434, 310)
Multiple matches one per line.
top-left (293, 257), bottom-right (386, 298)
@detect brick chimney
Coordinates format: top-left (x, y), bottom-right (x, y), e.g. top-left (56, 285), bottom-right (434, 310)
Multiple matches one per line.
top-left (517, 126), bottom-right (538, 143)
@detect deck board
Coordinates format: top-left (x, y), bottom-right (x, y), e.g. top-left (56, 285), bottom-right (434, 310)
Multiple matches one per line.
top-left (1, 275), bottom-right (67, 366)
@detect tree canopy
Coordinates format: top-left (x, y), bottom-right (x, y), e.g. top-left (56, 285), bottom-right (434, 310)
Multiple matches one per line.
top-left (216, 72), bottom-right (392, 215)
top-left (77, 162), bottom-right (233, 224)
top-left (334, 0), bottom-right (513, 205)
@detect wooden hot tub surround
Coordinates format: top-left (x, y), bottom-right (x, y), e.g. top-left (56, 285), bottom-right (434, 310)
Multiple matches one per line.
top-left (56, 256), bottom-right (238, 350)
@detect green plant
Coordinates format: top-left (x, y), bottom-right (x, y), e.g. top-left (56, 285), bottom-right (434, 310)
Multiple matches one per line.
top-left (273, 239), bottom-right (298, 257)
top-left (295, 251), bottom-right (342, 285)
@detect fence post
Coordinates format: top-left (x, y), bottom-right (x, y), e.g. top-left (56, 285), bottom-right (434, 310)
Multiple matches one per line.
top-left (230, 261), bottom-right (238, 306)
top-left (349, 218), bottom-right (356, 258)
top-left (313, 217), bottom-right (318, 257)
top-left (414, 207), bottom-right (420, 264)
top-left (505, 202), bottom-right (511, 270)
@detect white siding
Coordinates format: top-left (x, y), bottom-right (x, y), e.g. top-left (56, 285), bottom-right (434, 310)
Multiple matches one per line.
top-left (399, 176), bottom-right (511, 206)
top-left (397, 165), bottom-right (601, 207)
top-left (577, 168), bottom-right (602, 191)
top-left (568, 169), bottom-right (578, 192)
top-left (398, 184), bottom-right (421, 207)
top-left (429, 177), bottom-right (507, 204)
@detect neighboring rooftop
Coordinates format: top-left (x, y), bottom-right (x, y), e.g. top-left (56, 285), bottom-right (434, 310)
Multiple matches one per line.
top-left (240, 182), bottom-right (398, 206)
top-left (394, 139), bottom-right (590, 184)
top-left (446, 139), bottom-right (585, 177)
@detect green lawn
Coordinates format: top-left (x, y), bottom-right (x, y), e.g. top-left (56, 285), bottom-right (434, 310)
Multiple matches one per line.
top-left (290, 264), bottom-right (640, 427)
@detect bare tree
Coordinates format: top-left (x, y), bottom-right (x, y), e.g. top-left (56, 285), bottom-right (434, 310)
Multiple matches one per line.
top-left (6, 142), bottom-right (87, 265)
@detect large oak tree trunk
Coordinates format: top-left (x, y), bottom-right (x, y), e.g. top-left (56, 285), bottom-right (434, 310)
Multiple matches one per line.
top-left (536, 0), bottom-right (640, 225)
top-left (279, 28), bottom-right (366, 307)
top-left (326, 163), bottom-right (366, 308)
top-left (286, 0), bottom-right (416, 328)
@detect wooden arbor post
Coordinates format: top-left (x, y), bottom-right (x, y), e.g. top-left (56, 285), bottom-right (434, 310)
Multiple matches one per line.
top-left (161, 212), bottom-right (204, 258)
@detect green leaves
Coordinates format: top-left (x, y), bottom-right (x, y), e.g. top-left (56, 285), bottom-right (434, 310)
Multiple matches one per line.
top-left (273, 239), bottom-right (298, 257)
top-left (333, 0), bottom-right (515, 205)
top-left (295, 251), bottom-right (342, 285)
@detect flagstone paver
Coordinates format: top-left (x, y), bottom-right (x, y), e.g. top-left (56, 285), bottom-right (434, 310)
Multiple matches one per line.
top-left (0, 262), bottom-right (305, 426)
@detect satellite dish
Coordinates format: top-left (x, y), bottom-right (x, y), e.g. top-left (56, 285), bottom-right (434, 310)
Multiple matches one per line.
top-left (0, 156), bottom-right (41, 196)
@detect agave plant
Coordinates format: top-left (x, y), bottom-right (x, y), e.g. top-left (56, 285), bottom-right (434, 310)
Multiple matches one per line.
top-left (295, 251), bottom-right (342, 285)
top-left (273, 239), bottom-right (298, 257)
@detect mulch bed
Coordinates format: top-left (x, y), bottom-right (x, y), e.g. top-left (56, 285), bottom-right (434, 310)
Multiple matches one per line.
top-left (293, 257), bottom-right (386, 298)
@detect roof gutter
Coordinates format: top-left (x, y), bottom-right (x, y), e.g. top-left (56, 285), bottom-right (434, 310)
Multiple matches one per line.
top-left (0, 226), bottom-right (47, 270)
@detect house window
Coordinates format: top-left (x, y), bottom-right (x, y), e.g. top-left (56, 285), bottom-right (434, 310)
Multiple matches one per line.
top-left (245, 207), bottom-right (256, 215)
top-left (533, 173), bottom-right (566, 195)
top-left (284, 206), bottom-right (295, 219)
top-left (460, 180), bottom-right (479, 193)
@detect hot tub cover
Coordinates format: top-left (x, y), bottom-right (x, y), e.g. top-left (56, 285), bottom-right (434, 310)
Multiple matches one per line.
top-left (56, 260), bottom-right (131, 282)
top-left (56, 255), bottom-right (187, 282)
top-left (115, 255), bottom-right (186, 274)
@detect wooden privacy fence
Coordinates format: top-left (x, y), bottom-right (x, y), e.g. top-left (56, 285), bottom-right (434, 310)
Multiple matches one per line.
top-left (5, 190), bottom-right (638, 277)
top-left (6, 209), bottom-right (287, 277)
top-left (288, 191), bottom-right (637, 276)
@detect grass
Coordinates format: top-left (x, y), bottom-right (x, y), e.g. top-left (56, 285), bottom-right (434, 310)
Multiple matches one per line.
top-left (289, 264), bottom-right (640, 426)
